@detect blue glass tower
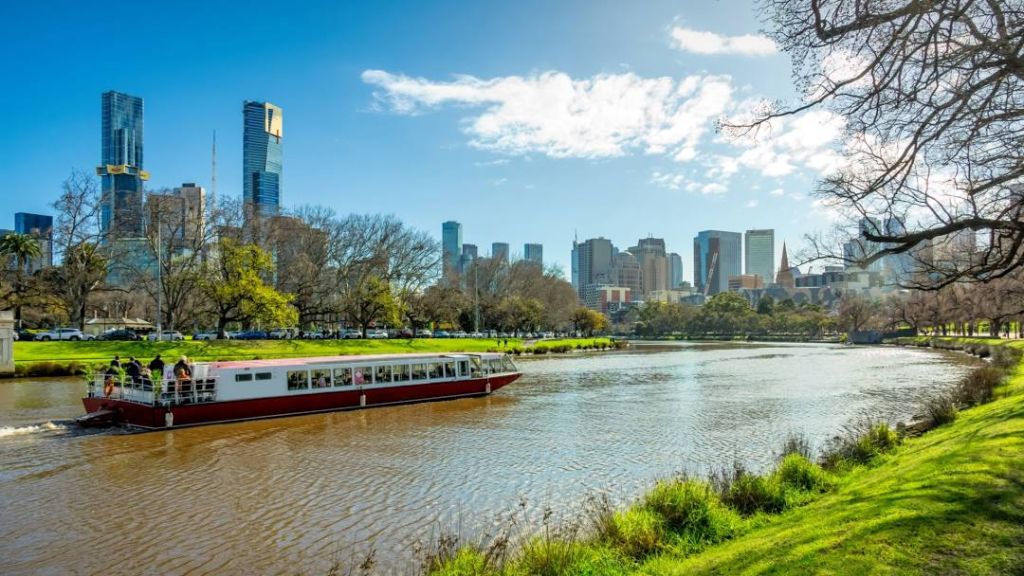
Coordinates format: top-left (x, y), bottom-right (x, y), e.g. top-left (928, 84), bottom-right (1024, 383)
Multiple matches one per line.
top-left (693, 230), bottom-right (742, 295)
top-left (98, 91), bottom-right (147, 237)
top-left (243, 101), bottom-right (283, 220)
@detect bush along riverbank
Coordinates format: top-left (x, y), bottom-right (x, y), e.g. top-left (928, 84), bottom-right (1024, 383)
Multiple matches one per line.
top-left (369, 338), bottom-right (1024, 576)
top-left (7, 337), bottom-right (623, 378)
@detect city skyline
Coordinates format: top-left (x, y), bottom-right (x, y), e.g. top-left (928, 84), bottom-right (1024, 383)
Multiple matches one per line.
top-left (0, 0), bottom-right (830, 278)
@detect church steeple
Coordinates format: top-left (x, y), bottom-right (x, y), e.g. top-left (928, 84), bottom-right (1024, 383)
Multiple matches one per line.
top-left (775, 242), bottom-right (795, 288)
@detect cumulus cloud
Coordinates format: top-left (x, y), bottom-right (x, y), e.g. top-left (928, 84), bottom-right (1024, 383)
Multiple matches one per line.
top-left (362, 69), bottom-right (733, 160)
top-left (670, 27), bottom-right (777, 56)
top-left (725, 109), bottom-right (847, 178)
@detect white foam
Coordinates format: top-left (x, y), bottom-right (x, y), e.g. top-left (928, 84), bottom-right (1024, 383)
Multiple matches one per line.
top-left (0, 421), bottom-right (64, 438)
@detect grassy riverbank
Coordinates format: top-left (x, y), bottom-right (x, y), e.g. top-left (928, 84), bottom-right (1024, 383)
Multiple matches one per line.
top-left (417, 337), bottom-right (1024, 575)
top-left (10, 337), bottom-right (615, 377)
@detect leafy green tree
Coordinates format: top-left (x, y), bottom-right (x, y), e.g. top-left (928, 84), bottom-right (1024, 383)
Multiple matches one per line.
top-left (756, 295), bottom-right (775, 315)
top-left (201, 239), bottom-right (297, 337)
top-left (342, 275), bottom-right (401, 337)
top-left (571, 307), bottom-right (609, 336)
top-left (0, 233), bottom-right (42, 329)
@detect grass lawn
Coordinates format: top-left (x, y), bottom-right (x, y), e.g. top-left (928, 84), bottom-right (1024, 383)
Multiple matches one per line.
top-left (12, 337), bottom-right (612, 367)
top-left (635, 338), bottom-right (1024, 575)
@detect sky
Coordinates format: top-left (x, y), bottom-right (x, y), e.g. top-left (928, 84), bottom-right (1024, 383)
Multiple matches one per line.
top-left (0, 0), bottom-right (845, 279)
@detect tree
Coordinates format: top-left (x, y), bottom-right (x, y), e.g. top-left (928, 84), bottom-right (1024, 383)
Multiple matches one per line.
top-left (747, 0), bottom-right (1024, 288)
top-left (341, 275), bottom-right (400, 336)
top-left (0, 233), bottom-right (42, 329)
top-left (200, 238), bottom-right (297, 336)
top-left (51, 170), bottom-right (106, 329)
top-left (571, 307), bottom-right (609, 336)
top-left (836, 293), bottom-right (880, 333)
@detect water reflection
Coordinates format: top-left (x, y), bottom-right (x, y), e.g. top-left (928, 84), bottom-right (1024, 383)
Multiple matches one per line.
top-left (0, 343), bottom-right (973, 574)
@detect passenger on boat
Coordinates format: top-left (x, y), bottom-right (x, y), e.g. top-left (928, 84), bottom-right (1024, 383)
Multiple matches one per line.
top-left (353, 369), bottom-right (365, 385)
top-left (125, 357), bottom-right (141, 383)
top-left (148, 354), bottom-right (165, 378)
top-left (173, 355), bottom-right (193, 394)
top-left (111, 355), bottom-right (122, 369)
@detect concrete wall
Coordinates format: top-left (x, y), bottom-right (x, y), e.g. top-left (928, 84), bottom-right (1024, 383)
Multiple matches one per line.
top-left (0, 311), bottom-right (13, 375)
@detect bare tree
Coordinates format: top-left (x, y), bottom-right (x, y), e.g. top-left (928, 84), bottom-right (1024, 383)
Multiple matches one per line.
top-left (742, 0), bottom-right (1024, 288)
top-left (50, 170), bottom-right (107, 329)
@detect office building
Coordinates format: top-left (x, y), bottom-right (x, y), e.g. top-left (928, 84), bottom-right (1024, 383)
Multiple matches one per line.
top-left (492, 242), bottom-right (509, 264)
top-left (99, 91), bottom-right (147, 237)
top-left (728, 274), bottom-right (765, 291)
top-left (441, 221), bottom-right (462, 276)
top-left (610, 251), bottom-right (643, 297)
top-left (744, 229), bottom-right (775, 284)
top-left (147, 184), bottom-right (207, 250)
top-left (524, 243), bottom-right (543, 266)
top-left (14, 213), bottom-right (53, 271)
top-left (669, 252), bottom-right (683, 289)
top-left (693, 230), bottom-right (742, 295)
top-left (631, 237), bottom-right (668, 296)
top-left (572, 237), bottom-right (614, 300)
top-left (243, 101), bottom-right (283, 220)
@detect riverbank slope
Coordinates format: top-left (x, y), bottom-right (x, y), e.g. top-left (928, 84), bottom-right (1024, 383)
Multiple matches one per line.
top-left (10, 337), bottom-right (613, 377)
top-left (647, 337), bottom-right (1024, 574)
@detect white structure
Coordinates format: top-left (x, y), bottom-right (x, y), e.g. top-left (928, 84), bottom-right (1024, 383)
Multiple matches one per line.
top-left (0, 311), bottom-right (14, 375)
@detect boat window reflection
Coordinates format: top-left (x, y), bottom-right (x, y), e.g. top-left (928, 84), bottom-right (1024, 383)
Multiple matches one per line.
top-left (287, 370), bottom-right (309, 390)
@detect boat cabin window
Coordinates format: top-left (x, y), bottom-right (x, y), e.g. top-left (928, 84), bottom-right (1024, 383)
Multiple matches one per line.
top-left (393, 364), bottom-right (410, 382)
top-left (235, 373), bottom-right (253, 382)
top-left (411, 364), bottom-right (427, 381)
top-left (311, 369), bottom-right (332, 388)
top-left (287, 370), bottom-right (309, 390)
top-left (255, 372), bottom-right (272, 381)
top-left (502, 356), bottom-right (516, 372)
top-left (489, 359), bottom-right (504, 374)
top-left (458, 360), bottom-right (469, 378)
top-left (375, 366), bottom-right (391, 383)
top-left (443, 361), bottom-right (456, 378)
top-left (334, 367), bottom-right (353, 386)
top-left (427, 363), bottom-right (441, 379)
top-left (470, 357), bottom-right (482, 378)
top-left (353, 368), bottom-right (368, 385)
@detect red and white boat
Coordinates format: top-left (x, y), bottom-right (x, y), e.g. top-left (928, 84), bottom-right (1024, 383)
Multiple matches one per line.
top-left (80, 352), bottom-right (521, 430)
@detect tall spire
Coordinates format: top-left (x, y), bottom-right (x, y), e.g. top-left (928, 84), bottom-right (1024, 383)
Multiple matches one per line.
top-left (779, 242), bottom-right (789, 271)
top-left (775, 242), bottom-right (795, 288)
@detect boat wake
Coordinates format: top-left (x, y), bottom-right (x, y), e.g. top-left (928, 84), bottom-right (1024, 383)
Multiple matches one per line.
top-left (0, 421), bottom-right (67, 438)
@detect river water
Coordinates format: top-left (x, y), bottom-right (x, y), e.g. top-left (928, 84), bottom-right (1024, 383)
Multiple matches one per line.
top-left (0, 342), bottom-right (971, 575)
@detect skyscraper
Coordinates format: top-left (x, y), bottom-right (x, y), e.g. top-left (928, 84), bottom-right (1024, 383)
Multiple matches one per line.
top-left (441, 221), bottom-right (462, 275)
top-left (492, 242), bottom-right (510, 264)
top-left (99, 91), bottom-right (147, 237)
top-left (693, 230), bottom-right (742, 295)
top-left (631, 237), bottom-right (668, 296)
top-left (243, 101), bottom-right (283, 220)
top-left (744, 229), bottom-right (775, 284)
top-left (573, 237), bottom-right (614, 299)
top-left (14, 213), bottom-right (53, 271)
top-left (668, 252), bottom-right (683, 289)
top-left (524, 243), bottom-right (543, 266)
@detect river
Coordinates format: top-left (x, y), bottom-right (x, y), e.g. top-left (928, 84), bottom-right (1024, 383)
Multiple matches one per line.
top-left (0, 342), bottom-right (972, 575)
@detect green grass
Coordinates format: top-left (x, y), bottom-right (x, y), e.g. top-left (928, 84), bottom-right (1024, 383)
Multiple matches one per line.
top-left (420, 337), bottom-right (1024, 575)
top-left (9, 337), bottom-right (614, 377)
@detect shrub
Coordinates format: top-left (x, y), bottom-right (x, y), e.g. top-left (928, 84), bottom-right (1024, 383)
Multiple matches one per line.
top-left (990, 345), bottom-right (1022, 370)
top-left (642, 479), bottom-right (738, 546)
top-left (511, 541), bottom-right (625, 576)
top-left (822, 422), bottom-right (901, 468)
top-left (775, 453), bottom-right (832, 493)
top-left (720, 472), bottom-right (787, 516)
top-left (424, 548), bottom-right (490, 576)
top-left (922, 393), bottom-right (958, 426)
top-left (956, 366), bottom-right (1004, 405)
top-left (778, 433), bottom-right (814, 461)
top-left (607, 507), bottom-right (665, 559)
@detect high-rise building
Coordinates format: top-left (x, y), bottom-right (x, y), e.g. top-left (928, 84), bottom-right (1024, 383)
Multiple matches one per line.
top-left (611, 251), bottom-right (643, 297)
top-left (492, 242), bottom-right (509, 264)
top-left (669, 252), bottom-right (683, 289)
top-left (14, 213), bottom-right (53, 271)
top-left (242, 101), bottom-right (283, 220)
top-left (99, 91), bottom-right (147, 237)
top-left (573, 237), bottom-right (614, 299)
top-left (147, 184), bottom-right (207, 251)
top-left (459, 243), bottom-right (477, 274)
top-left (744, 229), bottom-right (775, 284)
top-left (693, 230), bottom-right (742, 295)
top-left (441, 221), bottom-right (462, 276)
top-left (524, 243), bottom-right (543, 266)
top-left (631, 237), bottom-right (668, 296)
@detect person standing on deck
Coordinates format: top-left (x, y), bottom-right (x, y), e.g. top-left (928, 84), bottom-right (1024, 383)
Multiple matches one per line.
top-left (148, 354), bottom-right (165, 378)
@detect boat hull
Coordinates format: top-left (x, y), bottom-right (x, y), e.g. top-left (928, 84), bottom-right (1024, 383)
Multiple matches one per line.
top-left (82, 373), bottom-right (520, 430)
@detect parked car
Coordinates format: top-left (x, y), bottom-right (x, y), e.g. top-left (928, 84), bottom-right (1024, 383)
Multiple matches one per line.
top-left (415, 329), bottom-right (433, 338)
top-left (269, 328), bottom-right (295, 340)
top-left (367, 329), bottom-right (389, 339)
top-left (342, 329), bottom-right (363, 339)
top-left (301, 330), bottom-right (324, 339)
top-left (194, 331), bottom-right (230, 340)
top-left (98, 329), bottom-right (142, 341)
top-left (34, 327), bottom-right (90, 341)
top-left (434, 330), bottom-right (451, 338)
top-left (469, 331), bottom-right (485, 339)
top-left (234, 330), bottom-right (269, 340)
top-left (451, 331), bottom-right (467, 338)
top-left (147, 330), bottom-right (184, 341)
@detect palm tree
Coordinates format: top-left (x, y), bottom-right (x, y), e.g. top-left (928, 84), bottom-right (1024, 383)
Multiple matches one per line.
top-left (0, 232), bottom-right (42, 329)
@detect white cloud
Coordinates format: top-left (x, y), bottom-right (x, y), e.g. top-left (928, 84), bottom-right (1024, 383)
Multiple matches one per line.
top-left (745, 200), bottom-right (759, 208)
top-left (701, 182), bottom-right (728, 195)
top-left (670, 27), bottom-right (777, 56)
top-left (724, 109), bottom-right (847, 178)
top-left (362, 69), bottom-right (733, 161)
top-left (769, 188), bottom-right (785, 196)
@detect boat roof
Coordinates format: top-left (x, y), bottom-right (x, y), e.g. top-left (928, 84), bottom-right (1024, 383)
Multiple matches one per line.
top-left (208, 352), bottom-right (505, 370)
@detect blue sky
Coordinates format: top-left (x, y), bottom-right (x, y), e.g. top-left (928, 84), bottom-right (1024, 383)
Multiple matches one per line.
top-left (0, 0), bottom-right (843, 278)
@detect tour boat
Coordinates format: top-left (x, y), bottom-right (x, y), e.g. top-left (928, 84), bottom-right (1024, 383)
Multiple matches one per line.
top-left (79, 352), bottom-right (522, 430)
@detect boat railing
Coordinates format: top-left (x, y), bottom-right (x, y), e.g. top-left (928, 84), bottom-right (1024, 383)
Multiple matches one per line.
top-left (87, 373), bottom-right (218, 406)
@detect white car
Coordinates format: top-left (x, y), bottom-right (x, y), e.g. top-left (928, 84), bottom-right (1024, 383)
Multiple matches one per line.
top-left (147, 330), bottom-right (184, 341)
top-left (34, 328), bottom-right (90, 341)
top-left (342, 329), bottom-right (363, 339)
top-left (367, 329), bottom-right (389, 339)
